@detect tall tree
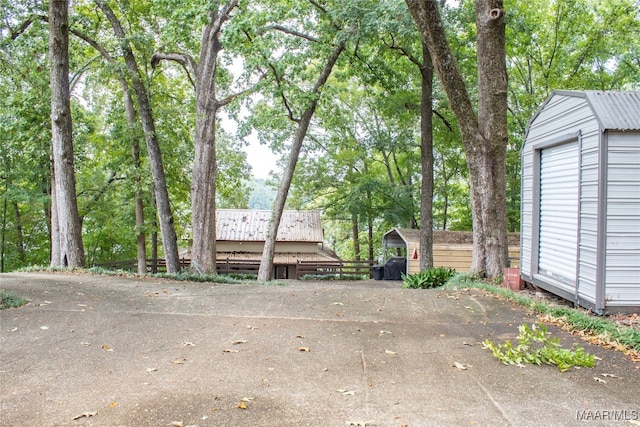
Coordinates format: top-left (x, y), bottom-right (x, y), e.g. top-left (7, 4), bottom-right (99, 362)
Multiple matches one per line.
top-left (95, 0), bottom-right (180, 273)
top-left (406, 0), bottom-right (508, 277)
top-left (151, 0), bottom-right (248, 274)
top-left (49, 0), bottom-right (85, 267)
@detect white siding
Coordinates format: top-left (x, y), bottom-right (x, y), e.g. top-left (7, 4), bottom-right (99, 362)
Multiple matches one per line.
top-left (576, 130), bottom-right (601, 304)
top-left (605, 132), bottom-right (640, 307)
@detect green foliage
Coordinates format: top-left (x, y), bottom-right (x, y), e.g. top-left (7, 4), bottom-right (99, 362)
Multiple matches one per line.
top-left (482, 323), bottom-right (595, 372)
top-left (0, 290), bottom-right (28, 310)
top-left (401, 267), bottom-right (456, 289)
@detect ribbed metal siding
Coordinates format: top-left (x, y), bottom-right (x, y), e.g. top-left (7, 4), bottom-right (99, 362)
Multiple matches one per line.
top-left (605, 132), bottom-right (640, 306)
top-left (538, 142), bottom-right (579, 288)
top-left (585, 91), bottom-right (640, 131)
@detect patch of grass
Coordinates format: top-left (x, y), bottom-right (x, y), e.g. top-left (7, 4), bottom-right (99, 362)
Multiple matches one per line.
top-left (445, 274), bottom-right (640, 356)
top-left (402, 267), bottom-right (456, 289)
top-left (0, 290), bottom-right (28, 310)
top-left (482, 323), bottom-right (595, 371)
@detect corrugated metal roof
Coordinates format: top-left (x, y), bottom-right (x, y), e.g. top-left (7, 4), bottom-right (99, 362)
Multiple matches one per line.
top-left (551, 90), bottom-right (640, 131)
top-left (216, 210), bottom-right (323, 242)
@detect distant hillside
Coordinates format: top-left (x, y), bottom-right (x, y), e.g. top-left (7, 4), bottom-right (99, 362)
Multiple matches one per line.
top-left (249, 178), bottom-right (276, 209)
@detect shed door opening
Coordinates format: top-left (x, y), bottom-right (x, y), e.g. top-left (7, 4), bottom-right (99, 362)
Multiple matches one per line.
top-left (538, 142), bottom-right (579, 285)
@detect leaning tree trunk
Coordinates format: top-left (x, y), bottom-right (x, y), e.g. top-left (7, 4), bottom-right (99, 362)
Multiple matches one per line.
top-left (49, 0), bottom-right (85, 268)
top-left (257, 42), bottom-right (346, 282)
top-left (96, 0), bottom-right (180, 273)
top-left (406, 0), bottom-right (508, 278)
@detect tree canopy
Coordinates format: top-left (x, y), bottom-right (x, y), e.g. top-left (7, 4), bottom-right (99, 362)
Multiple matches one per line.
top-left (1, 0), bottom-right (638, 275)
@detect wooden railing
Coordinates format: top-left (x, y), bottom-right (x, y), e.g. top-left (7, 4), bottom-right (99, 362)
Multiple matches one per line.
top-left (296, 260), bottom-right (375, 279)
top-left (94, 258), bottom-right (376, 279)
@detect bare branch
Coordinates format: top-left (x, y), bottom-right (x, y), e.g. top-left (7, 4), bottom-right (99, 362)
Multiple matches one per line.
top-left (150, 52), bottom-right (196, 89)
top-left (258, 25), bottom-right (319, 43)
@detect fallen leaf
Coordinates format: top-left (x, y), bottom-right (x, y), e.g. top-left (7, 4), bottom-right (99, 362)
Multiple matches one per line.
top-left (223, 349), bottom-right (239, 353)
top-left (101, 344), bottom-right (113, 351)
top-left (240, 397), bottom-right (254, 402)
top-left (237, 401), bottom-right (247, 409)
top-left (296, 334), bottom-right (305, 338)
top-left (337, 389), bottom-right (355, 395)
top-left (299, 347), bottom-right (310, 352)
top-left (232, 340), bottom-right (247, 345)
top-left (593, 377), bottom-right (606, 383)
top-left (72, 411), bottom-right (97, 420)
top-left (452, 362), bottom-right (471, 370)
top-left (601, 373), bottom-right (619, 378)
top-left (109, 401), bottom-right (118, 408)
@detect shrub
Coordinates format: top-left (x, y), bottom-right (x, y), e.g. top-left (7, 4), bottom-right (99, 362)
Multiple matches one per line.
top-left (402, 267), bottom-right (456, 289)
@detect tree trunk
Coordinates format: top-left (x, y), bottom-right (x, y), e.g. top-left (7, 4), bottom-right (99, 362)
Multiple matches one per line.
top-left (406, 0), bottom-right (508, 277)
top-left (419, 40), bottom-right (434, 270)
top-left (12, 201), bottom-right (26, 262)
top-left (258, 42), bottom-right (346, 282)
top-left (472, 0), bottom-right (509, 275)
top-left (149, 2), bottom-right (239, 274)
top-left (96, 0), bottom-right (180, 273)
top-left (121, 83), bottom-right (147, 275)
top-left (190, 12), bottom-right (223, 274)
top-left (49, 0), bottom-right (85, 268)
top-left (352, 212), bottom-right (361, 260)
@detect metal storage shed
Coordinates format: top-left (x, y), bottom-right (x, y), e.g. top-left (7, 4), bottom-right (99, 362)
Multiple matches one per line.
top-left (520, 90), bottom-right (640, 314)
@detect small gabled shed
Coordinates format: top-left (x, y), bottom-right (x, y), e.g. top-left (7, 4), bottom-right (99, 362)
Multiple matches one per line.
top-left (520, 90), bottom-right (640, 313)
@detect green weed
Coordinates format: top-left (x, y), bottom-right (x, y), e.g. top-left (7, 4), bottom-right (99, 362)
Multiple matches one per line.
top-left (482, 323), bottom-right (595, 371)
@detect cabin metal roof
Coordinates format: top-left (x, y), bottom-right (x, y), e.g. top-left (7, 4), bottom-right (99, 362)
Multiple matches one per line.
top-left (216, 209), bottom-right (323, 242)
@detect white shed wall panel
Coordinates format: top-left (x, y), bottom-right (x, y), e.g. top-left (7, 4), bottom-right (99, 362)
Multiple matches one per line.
top-left (605, 132), bottom-right (640, 306)
top-left (576, 130), bottom-right (602, 303)
top-left (520, 150), bottom-right (534, 276)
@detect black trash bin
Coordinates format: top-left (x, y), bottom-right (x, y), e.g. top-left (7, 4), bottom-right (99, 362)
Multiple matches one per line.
top-left (372, 265), bottom-right (384, 280)
top-left (383, 257), bottom-right (407, 280)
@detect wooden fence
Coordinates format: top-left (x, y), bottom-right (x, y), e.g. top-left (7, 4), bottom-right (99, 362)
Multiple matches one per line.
top-left (96, 258), bottom-right (376, 278)
top-left (296, 260), bottom-right (375, 279)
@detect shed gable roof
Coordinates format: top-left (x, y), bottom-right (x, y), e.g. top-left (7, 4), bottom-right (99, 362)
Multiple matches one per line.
top-left (531, 90), bottom-right (640, 132)
top-left (216, 209), bottom-right (323, 242)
